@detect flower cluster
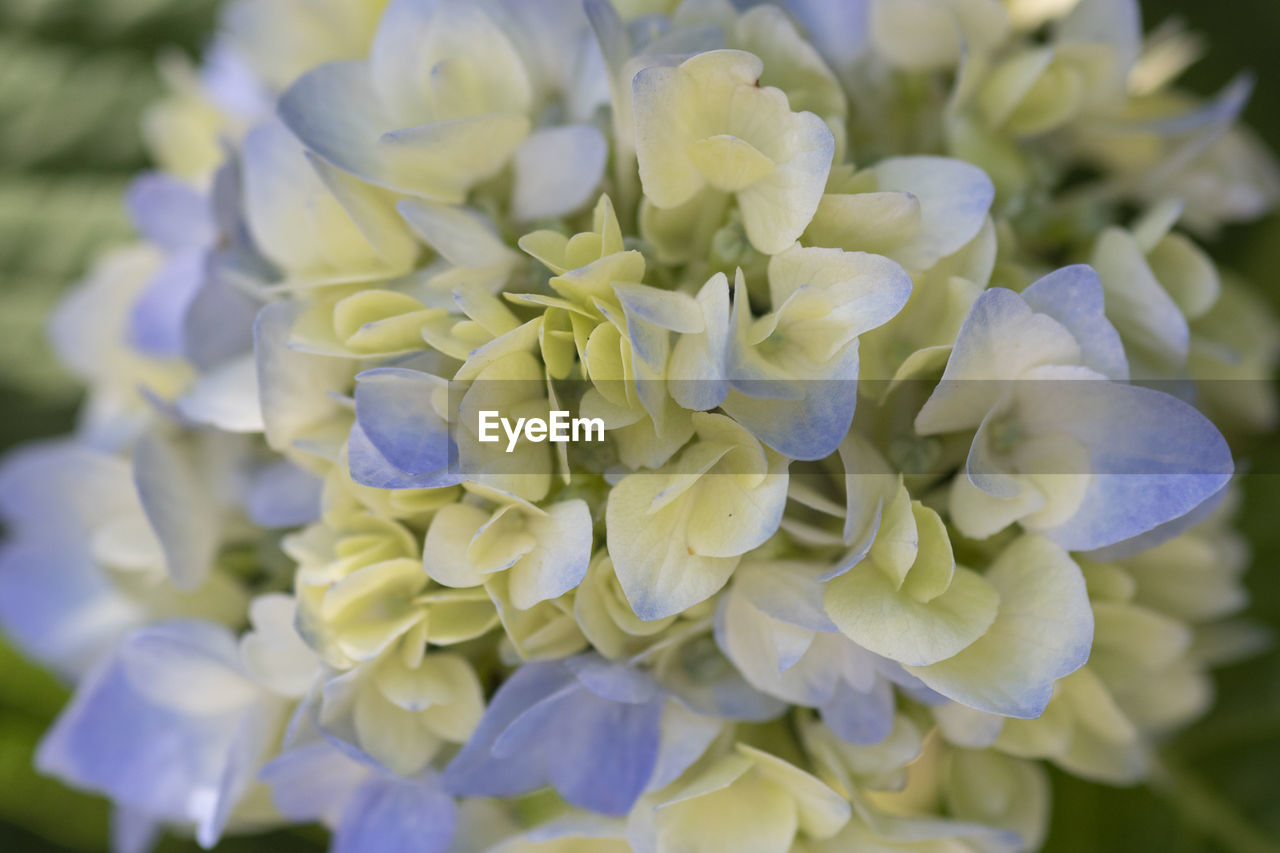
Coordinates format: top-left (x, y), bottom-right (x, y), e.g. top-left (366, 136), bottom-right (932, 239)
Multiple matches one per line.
top-left (2, 1), bottom-right (1277, 851)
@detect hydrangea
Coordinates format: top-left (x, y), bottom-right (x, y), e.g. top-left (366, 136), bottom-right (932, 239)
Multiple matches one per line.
top-left (1, 0), bottom-right (1277, 851)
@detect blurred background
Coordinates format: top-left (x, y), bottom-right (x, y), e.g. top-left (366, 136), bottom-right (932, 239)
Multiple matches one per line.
top-left (0, 0), bottom-right (1276, 850)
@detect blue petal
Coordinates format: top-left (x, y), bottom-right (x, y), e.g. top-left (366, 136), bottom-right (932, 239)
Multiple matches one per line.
top-left (278, 61), bottom-right (392, 189)
top-left (0, 441), bottom-right (133, 537)
top-left (260, 740), bottom-right (370, 826)
top-left (354, 368), bottom-right (457, 477)
top-left (129, 249), bottom-right (207, 358)
top-left (0, 541), bottom-right (139, 678)
top-left (443, 662), bottom-right (576, 797)
top-left (724, 348), bottom-right (861, 461)
top-left (348, 422), bottom-right (463, 490)
top-left (334, 775), bottom-right (458, 853)
top-left (779, 0), bottom-right (870, 75)
top-left (565, 655), bottom-right (660, 704)
top-left (820, 676), bottom-right (894, 745)
top-left (1021, 264), bottom-right (1129, 381)
top-left (182, 254), bottom-right (261, 370)
top-left (126, 173), bottom-right (214, 252)
top-left (247, 461), bottom-right (322, 528)
top-left (36, 623), bottom-right (268, 846)
top-left (1085, 480), bottom-right (1230, 561)
top-left (1036, 383), bottom-right (1233, 550)
top-left (545, 691), bottom-right (662, 816)
top-left (451, 658), bottom-right (669, 816)
top-left (200, 41), bottom-right (272, 119)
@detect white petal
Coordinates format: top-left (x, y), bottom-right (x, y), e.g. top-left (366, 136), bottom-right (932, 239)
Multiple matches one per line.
top-left (512, 125), bottom-right (608, 222)
top-left (870, 156), bottom-right (995, 270)
top-left (509, 500), bottom-right (594, 609)
top-left (907, 536), bottom-right (1093, 718)
top-left (825, 563), bottom-right (998, 667)
top-left (279, 61), bottom-right (398, 189)
top-left (423, 503), bottom-right (492, 588)
top-left (132, 433), bottom-right (220, 591)
top-left (254, 302), bottom-right (357, 453)
top-left (176, 355), bottom-right (264, 433)
top-left (606, 471), bottom-right (740, 621)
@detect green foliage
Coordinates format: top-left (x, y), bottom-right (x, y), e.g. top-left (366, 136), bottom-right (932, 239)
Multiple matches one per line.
top-left (0, 34), bottom-right (158, 171)
top-left (0, 174), bottom-right (135, 397)
top-left (0, 0), bottom-right (219, 396)
top-left (0, 0), bottom-right (219, 48)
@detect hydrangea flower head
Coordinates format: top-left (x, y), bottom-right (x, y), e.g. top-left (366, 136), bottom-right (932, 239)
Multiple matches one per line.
top-left (1, 0), bottom-right (1276, 851)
